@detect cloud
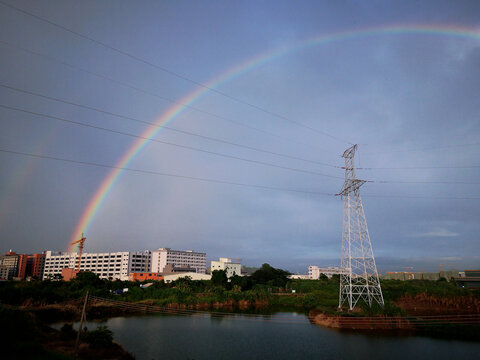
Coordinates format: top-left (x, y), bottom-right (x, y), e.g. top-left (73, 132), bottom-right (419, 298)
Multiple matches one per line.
top-left (411, 228), bottom-right (458, 238)
top-left (439, 256), bottom-right (462, 261)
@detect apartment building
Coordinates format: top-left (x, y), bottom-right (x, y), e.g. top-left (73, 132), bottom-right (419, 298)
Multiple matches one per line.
top-left (210, 257), bottom-right (242, 278)
top-left (0, 265), bottom-right (9, 280)
top-left (42, 251), bottom-right (151, 281)
top-left (151, 248), bottom-right (206, 274)
top-left (0, 251), bottom-right (20, 279)
top-left (17, 253), bottom-right (46, 279)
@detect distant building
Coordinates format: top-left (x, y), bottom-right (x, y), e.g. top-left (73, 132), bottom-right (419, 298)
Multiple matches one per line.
top-left (383, 270), bottom-right (460, 281)
top-left (163, 272), bottom-right (211, 283)
top-left (160, 264), bottom-right (197, 275)
top-left (151, 248), bottom-right (206, 274)
top-left (16, 252), bottom-right (46, 280)
top-left (129, 272), bottom-right (163, 282)
top-left (455, 270), bottom-right (480, 289)
top-left (210, 258), bottom-right (242, 278)
top-left (0, 265), bottom-right (9, 280)
top-left (288, 274), bottom-right (309, 280)
top-left (31, 253), bottom-right (46, 279)
top-left (17, 254), bottom-right (32, 279)
top-left (61, 268), bottom-right (78, 281)
top-left (42, 250), bottom-right (151, 281)
top-left (0, 251), bottom-right (20, 279)
top-left (308, 266), bottom-right (347, 279)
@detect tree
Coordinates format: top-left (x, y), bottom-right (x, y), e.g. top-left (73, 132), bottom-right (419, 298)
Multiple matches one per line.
top-left (250, 264), bottom-right (290, 287)
top-left (319, 274), bottom-right (329, 281)
top-left (211, 270), bottom-right (228, 288)
top-left (230, 274), bottom-right (248, 290)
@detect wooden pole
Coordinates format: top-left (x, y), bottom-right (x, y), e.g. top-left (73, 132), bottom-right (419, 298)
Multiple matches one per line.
top-left (74, 290), bottom-right (89, 359)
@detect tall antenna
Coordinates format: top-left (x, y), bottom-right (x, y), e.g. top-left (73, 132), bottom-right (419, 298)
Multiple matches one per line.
top-left (337, 145), bottom-right (384, 310)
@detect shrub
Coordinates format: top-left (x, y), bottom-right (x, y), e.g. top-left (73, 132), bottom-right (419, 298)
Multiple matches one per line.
top-left (81, 325), bottom-right (113, 348)
top-left (59, 323), bottom-right (77, 340)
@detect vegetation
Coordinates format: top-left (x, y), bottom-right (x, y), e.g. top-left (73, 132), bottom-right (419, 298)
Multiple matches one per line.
top-left (0, 265), bottom-right (478, 318)
top-left (81, 325), bottom-right (114, 348)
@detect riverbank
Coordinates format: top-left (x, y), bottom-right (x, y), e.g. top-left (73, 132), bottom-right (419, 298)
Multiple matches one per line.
top-left (8, 293), bottom-right (480, 347)
top-left (0, 305), bottom-right (134, 360)
top-left (308, 309), bottom-right (480, 340)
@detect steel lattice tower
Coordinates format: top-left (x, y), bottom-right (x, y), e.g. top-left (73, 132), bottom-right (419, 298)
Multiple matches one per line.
top-left (337, 145), bottom-right (384, 310)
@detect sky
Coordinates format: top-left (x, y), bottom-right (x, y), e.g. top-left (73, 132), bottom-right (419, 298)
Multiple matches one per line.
top-left (0, 0), bottom-right (479, 273)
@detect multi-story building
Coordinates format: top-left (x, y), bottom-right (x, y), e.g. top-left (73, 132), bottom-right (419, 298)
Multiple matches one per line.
top-left (42, 251), bottom-right (151, 281)
top-left (151, 248), bottom-right (206, 274)
top-left (0, 265), bottom-right (9, 280)
top-left (31, 253), bottom-right (46, 279)
top-left (0, 251), bottom-right (20, 279)
top-left (210, 257), bottom-right (242, 278)
top-left (129, 251), bottom-right (152, 273)
top-left (11, 252), bottom-right (47, 280)
top-left (17, 254), bottom-right (32, 279)
top-left (308, 266), bottom-right (347, 279)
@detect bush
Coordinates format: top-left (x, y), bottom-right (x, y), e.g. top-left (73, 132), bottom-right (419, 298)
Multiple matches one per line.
top-left (81, 325), bottom-right (113, 348)
top-left (59, 323), bottom-right (77, 340)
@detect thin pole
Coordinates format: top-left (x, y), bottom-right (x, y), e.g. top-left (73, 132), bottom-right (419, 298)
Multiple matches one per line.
top-left (74, 290), bottom-right (89, 359)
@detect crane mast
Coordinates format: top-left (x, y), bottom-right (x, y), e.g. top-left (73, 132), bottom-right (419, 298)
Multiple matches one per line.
top-left (71, 233), bottom-right (86, 272)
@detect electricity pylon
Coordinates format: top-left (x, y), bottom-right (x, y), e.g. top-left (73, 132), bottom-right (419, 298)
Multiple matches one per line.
top-left (337, 145), bottom-right (384, 310)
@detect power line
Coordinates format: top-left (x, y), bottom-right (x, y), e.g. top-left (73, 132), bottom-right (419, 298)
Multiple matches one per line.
top-left (362, 193), bottom-right (480, 200)
top-left (363, 142), bottom-right (480, 155)
top-left (0, 104), bottom-right (343, 180)
top-left (0, 0), bottom-right (351, 144)
top-left (0, 40), bottom-right (325, 153)
top-left (358, 165), bottom-right (480, 170)
top-left (370, 179), bottom-right (480, 185)
top-left (3, 100), bottom-right (477, 185)
top-left (2, 96), bottom-right (476, 185)
top-left (1, 148), bottom-right (479, 200)
top-left (0, 82), bottom-right (339, 169)
top-left (0, 148), bottom-right (334, 196)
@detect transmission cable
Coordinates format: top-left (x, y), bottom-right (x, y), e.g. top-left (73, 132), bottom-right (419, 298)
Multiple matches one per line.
top-left (0, 40), bottom-right (324, 152)
top-left (362, 142), bottom-right (480, 154)
top-left (368, 179), bottom-right (480, 185)
top-left (2, 102), bottom-right (476, 185)
top-left (0, 0), bottom-right (351, 144)
top-left (0, 104), bottom-right (343, 180)
top-left (0, 148), bottom-right (335, 196)
top-left (0, 83), bottom-right (339, 169)
top-left (2, 148), bottom-right (479, 200)
top-left (357, 165), bottom-right (480, 170)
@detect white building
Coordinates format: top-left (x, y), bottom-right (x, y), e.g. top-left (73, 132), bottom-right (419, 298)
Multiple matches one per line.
top-left (288, 274), bottom-right (309, 280)
top-left (42, 250), bottom-right (151, 281)
top-left (210, 257), bottom-right (242, 278)
top-left (308, 266), bottom-right (347, 279)
top-left (151, 248), bottom-right (206, 274)
top-left (163, 272), bottom-right (211, 283)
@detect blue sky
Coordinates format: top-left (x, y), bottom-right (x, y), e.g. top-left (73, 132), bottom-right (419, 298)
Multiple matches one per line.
top-left (1, 0), bottom-right (479, 273)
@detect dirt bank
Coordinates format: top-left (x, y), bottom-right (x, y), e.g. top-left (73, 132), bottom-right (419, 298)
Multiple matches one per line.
top-left (395, 293), bottom-right (480, 315)
top-left (308, 310), bottom-right (415, 330)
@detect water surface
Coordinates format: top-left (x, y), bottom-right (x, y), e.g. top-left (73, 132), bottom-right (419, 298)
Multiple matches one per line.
top-left (61, 312), bottom-right (480, 360)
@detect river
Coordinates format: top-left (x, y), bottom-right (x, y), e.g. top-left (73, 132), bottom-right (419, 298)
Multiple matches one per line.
top-left (59, 312), bottom-right (480, 359)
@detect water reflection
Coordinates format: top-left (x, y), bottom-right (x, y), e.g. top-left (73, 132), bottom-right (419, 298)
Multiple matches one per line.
top-left (56, 312), bottom-right (480, 360)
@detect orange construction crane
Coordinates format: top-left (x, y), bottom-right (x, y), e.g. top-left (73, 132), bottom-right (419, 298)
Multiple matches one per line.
top-left (71, 233), bottom-right (86, 272)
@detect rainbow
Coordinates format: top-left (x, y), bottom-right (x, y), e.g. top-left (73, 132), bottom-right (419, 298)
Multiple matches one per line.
top-left (68, 24), bottom-right (480, 250)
